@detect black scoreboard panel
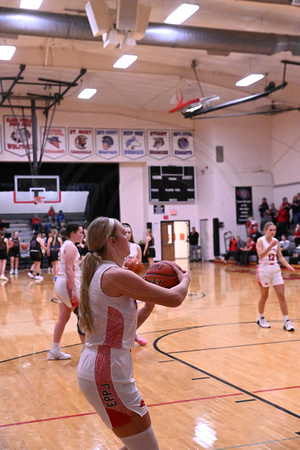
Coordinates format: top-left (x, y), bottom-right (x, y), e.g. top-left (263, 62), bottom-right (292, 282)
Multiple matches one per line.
top-left (149, 166), bottom-right (195, 203)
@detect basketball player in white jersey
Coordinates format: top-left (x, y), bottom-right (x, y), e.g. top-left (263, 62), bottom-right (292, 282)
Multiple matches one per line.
top-left (256, 222), bottom-right (295, 331)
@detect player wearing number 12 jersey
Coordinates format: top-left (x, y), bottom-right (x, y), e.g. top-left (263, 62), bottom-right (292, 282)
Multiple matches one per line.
top-left (256, 221), bottom-right (295, 331)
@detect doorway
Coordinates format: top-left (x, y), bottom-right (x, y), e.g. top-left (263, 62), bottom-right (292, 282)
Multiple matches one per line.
top-left (161, 220), bottom-right (189, 260)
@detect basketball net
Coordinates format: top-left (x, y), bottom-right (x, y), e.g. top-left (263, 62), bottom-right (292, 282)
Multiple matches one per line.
top-left (34, 196), bottom-right (45, 208)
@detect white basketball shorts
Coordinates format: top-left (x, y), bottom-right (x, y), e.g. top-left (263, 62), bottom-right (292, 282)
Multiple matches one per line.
top-left (256, 263), bottom-right (283, 287)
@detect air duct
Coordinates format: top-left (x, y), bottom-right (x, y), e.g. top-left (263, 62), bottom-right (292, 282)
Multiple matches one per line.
top-left (1, 7), bottom-right (300, 56)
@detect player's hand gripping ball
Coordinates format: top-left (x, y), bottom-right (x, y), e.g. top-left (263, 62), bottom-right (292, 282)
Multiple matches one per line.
top-left (142, 260), bottom-right (184, 288)
top-left (124, 258), bottom-right (144, 275)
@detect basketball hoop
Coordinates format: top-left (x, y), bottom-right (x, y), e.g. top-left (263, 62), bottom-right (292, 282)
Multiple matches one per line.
top-left (34, 196), bottom-right (45, 207)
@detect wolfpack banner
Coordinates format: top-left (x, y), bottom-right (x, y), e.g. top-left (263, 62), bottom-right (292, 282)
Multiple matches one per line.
top-left (40, 127), bottom-right (67, 160)
top-left (4, 115), bottom-right (33, 157)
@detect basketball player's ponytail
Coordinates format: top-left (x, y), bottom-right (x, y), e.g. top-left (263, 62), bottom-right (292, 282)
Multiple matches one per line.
top-left (79, 217), bottom-right (117, 333)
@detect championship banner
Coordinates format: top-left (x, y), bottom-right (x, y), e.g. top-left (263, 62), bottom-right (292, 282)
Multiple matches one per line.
top-left (147, 130), bottom-right (171, 159)
top-left (172, 131), bottom-right (194, 159)
top-left (68, 127), bottom-right (93, 159)
top-left (40, 127), bottom-right (67, 160)
top-left (235, 186), bottom-right (253, 224)
top-left (3, 115), bottom-right (33, 157)
top-left (95, 129), bottom-right (120, 160)
top-left (122, 129), bottom-right (146, 159)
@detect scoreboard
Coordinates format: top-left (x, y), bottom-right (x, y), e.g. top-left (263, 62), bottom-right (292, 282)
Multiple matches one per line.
top-left (149, 166), bottom-right (195, 203)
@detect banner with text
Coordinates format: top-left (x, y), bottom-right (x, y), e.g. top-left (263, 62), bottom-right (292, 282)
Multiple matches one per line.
top-left (122, 129), bottom-right (146, 159)
top-left (68, 128), bottom-right (93, 159)
top-left (4, 115), bottom-right (33, 157)
top-left (40, 127), bottom-right (67, 160)
top-left (172, 130), bottom-right (194, 159)
top-left (147, 130), bottom-right (171, 159)
top-left (96, 129), bottom-right (120, 160)
top-left (235, 186), bottom-right (253, 224)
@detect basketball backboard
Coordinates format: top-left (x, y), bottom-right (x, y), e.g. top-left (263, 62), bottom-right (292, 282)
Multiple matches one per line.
top-left (14, 175), bottom-right (61, 203)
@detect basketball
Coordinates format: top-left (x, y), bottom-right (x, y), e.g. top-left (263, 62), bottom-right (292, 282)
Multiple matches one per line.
top-left (9, 240), bottom-right (14, 248)
top-left (21, 243), bottom-right (28, 250)
top-left (142, 260), bottom-right (184, 288)
top-left (125, 258), bottom-right (144, 275)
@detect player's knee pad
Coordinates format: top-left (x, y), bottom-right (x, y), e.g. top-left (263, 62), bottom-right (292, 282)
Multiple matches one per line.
top-left (119, 425), bottom-right (159, 450)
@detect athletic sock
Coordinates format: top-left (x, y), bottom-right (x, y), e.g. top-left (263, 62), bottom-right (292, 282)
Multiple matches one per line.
top-left (51, 342), bottom-right (59, 352)
top-left (258, 313), bottom-right (265, 318)
top-left (283, 315), bottom-right (289, 322)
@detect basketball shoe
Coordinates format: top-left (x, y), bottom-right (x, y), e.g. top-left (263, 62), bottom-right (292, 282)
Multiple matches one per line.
top-left (256, 316), bottom-right (270, 328)
top-left (283, 320), bottom-right (295, 332)
top-left (48, 349), bottom-right (71, 360)
top-left (135, 333), bottom-right (148, 346)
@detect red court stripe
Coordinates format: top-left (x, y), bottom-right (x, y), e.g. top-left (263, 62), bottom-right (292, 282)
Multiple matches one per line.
top-left (1, 386), bottom-right (299, 429)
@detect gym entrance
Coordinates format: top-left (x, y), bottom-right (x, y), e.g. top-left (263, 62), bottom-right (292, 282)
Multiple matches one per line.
top-left (161, 220), bottom-right (189, 261)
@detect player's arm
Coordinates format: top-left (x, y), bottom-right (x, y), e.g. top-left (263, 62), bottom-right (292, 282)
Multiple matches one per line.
top-left (143, 236), bottom-right (150, 255)
top-left (5, 238), bottom-right (8, 253)
top-left (46, 237), bottom-right (52, 256)
top-left (277, 245), bottom-right (295, 272)
top-left (37, 237), bottom-right (47, 251)
top-left (137, 302), bottom-right (155, 329)
top-left (102, 266), bottom-right (190, 308)
top-left (256, 238), bottom-right (276, 259)
top-left (136, 244), bottom-right (142, 261)
top-left (64, 245), bottom-right (79, 302)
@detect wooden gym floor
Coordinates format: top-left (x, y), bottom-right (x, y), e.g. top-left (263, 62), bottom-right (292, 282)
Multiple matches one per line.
top-left (0, 261), bottom-right (300, 449)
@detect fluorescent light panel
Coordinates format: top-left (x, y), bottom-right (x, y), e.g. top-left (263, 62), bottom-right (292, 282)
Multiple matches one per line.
top-left (0, 45), bottom-right (16, 61)
top-left (165, 3), bottom-right (199, 25)
top-left (20, 0), bottom-right (43, 9)
top-left (113, 55), bottom-right (137, 69)
top-left (78, 88), bottom-right (97, 99)
top-left (236, 74), bottom-right (264, 87)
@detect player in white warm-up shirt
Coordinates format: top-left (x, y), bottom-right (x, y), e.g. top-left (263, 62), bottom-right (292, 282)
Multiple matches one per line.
top-left (77, 217), bottom-right (190, 450)
top-left (256, 221), bottom-right (295, 331)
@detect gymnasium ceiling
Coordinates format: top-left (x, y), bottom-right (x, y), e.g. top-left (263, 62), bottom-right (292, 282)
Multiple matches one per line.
top-left (1, 0), bottom-right (300, 120)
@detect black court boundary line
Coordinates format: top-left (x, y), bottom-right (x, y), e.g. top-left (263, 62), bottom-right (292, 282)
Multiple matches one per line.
top-left (153, 326), bottom-right (300, 420)
top-left (169, 337), bottom-right (300, 355)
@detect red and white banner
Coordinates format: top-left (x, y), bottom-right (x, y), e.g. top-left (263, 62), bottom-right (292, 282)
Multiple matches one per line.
top-left (3, 115), bottom-right (33, 157)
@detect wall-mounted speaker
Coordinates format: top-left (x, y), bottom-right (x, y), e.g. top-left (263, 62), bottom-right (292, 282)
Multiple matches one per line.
top-left (216, 146), bottom-right (224, 162)
top-left (146, 222), bottom-right (152, 230)
top-left (85, 0), bottom-right (112, 37)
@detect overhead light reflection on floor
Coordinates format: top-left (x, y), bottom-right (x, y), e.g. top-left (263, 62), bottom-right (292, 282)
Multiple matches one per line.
top-left (193, 418), bottom-right (217, 448)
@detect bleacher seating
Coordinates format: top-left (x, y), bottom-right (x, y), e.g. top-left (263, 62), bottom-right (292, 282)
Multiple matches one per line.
top-left (1, 213), bottom-right (86, 271)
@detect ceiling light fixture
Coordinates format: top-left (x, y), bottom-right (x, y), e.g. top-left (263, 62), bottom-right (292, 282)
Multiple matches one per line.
top-left (113, 55), bottom-right (137, 69)
top-left (236, 74), bottom-right (264, 87)
top-left (20, 0), bottom-right (43, 9)
top-left (164, 3), bottom-right (199, 25)
top-left (78, 88), bottom-right (97, 99)
top-left (0, 45), bottom-right (16, 61)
